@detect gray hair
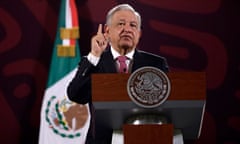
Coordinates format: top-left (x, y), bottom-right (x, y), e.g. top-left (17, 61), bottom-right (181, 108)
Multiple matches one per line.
top-left (106, 4), bottom-right (141, 30)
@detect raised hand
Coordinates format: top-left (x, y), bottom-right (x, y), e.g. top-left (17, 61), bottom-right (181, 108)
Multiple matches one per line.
top-left (91, 24), bottom-right (108, 57)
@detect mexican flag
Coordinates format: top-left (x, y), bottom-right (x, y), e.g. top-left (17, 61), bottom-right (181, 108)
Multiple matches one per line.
top-left (38, 0), bottom-right (90, 143)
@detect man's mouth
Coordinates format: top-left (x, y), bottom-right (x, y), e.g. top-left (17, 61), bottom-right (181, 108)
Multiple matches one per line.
top-left (120, 35), bottom-right (132, 40)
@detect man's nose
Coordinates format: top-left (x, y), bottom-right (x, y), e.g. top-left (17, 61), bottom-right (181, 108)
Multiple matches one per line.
top-left (122, 24), bottom-right (132, 33)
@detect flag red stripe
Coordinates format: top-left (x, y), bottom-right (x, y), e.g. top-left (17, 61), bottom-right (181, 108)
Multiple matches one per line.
top-left (70, 0), bottom-right (78, 27)
top-left (69, 0), bottom-right (78, 46)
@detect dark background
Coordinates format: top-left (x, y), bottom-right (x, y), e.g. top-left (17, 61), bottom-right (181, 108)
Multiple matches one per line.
top-left (0, 0), bottom-right (239, 143)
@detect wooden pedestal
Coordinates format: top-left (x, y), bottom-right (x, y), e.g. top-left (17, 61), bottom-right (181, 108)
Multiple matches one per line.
top-left (123, 124), bottom-right (173, 144)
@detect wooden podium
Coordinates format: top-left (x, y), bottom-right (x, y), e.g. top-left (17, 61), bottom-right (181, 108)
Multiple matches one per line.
top-left (92, 72), bottom-right (206, 144)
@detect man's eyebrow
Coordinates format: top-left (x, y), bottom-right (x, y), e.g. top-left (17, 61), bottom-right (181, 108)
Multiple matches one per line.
top-left (118, 19), bottom-right (125, 22)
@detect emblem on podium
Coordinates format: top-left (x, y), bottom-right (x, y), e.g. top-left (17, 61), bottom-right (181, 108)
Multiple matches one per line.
top-left (127, 66), bottom-right (171, 108)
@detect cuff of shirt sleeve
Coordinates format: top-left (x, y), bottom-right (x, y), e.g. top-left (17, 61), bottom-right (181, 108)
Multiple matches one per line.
top-left (87, 53), bottom-right (100, 66)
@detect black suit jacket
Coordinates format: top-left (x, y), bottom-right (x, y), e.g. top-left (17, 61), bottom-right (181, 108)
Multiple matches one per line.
top-left (67, 48), bottom-right (169, 143)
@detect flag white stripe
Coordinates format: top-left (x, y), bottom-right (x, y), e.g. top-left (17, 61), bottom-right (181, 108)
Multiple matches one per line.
top-left (39, 68), bottom-right (91, 144)
top-left (63, 0), bottom-right (71, 46)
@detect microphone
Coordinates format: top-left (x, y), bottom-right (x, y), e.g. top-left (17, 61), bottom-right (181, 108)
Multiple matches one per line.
top-left (123, 68), bottom-right (127, 73)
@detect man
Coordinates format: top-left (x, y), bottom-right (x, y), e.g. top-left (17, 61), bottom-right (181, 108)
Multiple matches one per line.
top-left (67, 4), bottom-right (169, 143)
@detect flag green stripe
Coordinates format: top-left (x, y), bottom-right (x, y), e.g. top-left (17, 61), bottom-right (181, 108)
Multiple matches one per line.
top-left (47, 0), bottom-right (80, 88)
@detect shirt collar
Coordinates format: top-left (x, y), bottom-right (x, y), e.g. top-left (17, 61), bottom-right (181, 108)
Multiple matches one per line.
top-left (110, 46), bottom-right (135, 60)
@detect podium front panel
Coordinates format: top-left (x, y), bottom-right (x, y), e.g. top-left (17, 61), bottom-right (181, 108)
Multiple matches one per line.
top-left (92, 72), bottom-right (206, 140)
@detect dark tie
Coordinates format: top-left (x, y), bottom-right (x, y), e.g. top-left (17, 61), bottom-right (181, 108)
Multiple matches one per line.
top-left (117, 56), bottom-right (127, 73)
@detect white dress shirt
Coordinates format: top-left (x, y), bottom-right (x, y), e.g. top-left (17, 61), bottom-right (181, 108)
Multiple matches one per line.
top-left (87, 47), bottom-right (135, 68)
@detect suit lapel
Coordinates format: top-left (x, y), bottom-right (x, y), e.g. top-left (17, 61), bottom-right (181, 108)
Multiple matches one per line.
top-left (100, 49), bottom-right (117, 73)
top-left (131, 50), bottom-right (144, 72)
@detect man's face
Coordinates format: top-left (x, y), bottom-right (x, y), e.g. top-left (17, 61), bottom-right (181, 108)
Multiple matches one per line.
top-left (105, 10), bottom-right (141, 53)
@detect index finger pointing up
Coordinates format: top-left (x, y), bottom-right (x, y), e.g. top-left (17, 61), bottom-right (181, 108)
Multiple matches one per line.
top-left (97, 24), bottom-right (103, 35)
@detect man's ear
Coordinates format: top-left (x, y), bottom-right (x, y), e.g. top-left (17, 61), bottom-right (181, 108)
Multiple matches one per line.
top-left (104, 24), bottom-right (109, 34)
